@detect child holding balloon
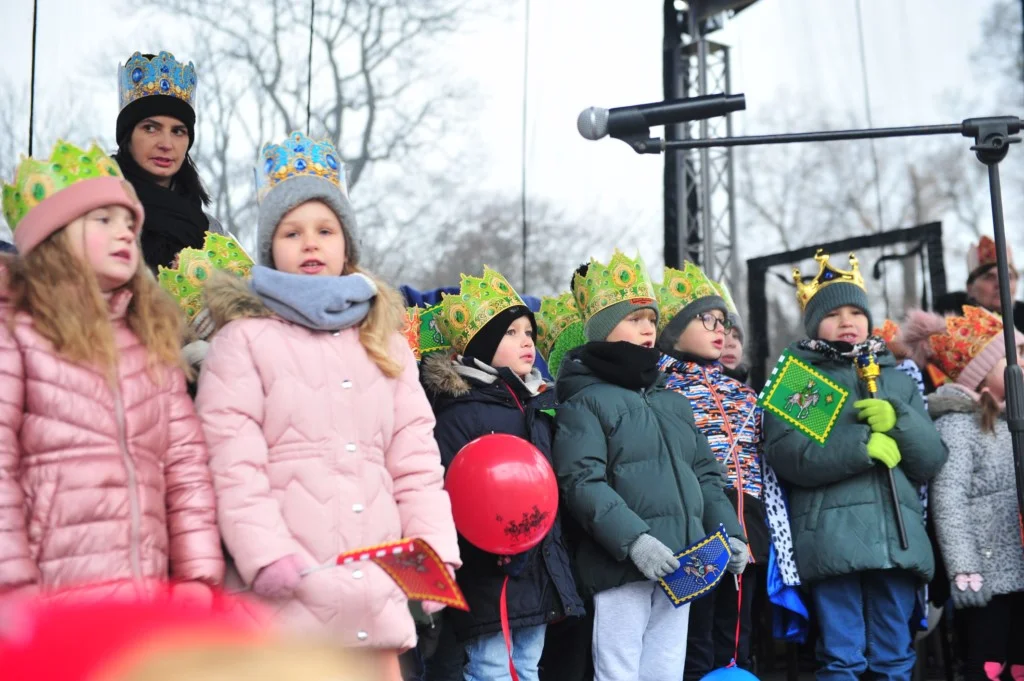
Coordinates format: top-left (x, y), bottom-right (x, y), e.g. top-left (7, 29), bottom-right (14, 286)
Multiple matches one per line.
top-left (422, 266), bottom-right (583, 681)
top-left (194, 132), bottom-right (460, 677)
top-left (551, 251), bottom-right (744, 681)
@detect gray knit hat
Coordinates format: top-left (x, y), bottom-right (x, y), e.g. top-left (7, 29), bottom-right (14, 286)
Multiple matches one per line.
top-left (727, 312), bottom-right (744, 342)
top-left (657, 295), bottom-right (727, 353)
top-left (803, 282), bottom-right (873, 338)
top-left (256, 174), bottom-right (359, 267)
top-left (586, 299), bottom-right (659, 342)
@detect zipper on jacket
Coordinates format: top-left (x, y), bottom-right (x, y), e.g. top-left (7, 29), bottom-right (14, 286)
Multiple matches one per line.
top-left (503, 384), bottom-right (526, 414)
top-left (112, 384), bottom-right (143, 579)
top-left (700, 365), bottom-right (752, 563)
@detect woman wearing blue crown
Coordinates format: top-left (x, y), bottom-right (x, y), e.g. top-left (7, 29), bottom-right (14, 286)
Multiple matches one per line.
top-left (113, 51), bottom-right (226, 272)
top-left (763, 250), bottom-right (946, 681)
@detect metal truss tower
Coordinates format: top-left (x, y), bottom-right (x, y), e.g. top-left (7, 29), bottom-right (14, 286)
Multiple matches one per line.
top-left (664, 1), bottom-right (754, 291)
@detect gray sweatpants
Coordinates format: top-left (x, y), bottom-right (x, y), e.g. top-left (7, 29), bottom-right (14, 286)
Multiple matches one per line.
top-left (593, 580), bottom-right (692, 681)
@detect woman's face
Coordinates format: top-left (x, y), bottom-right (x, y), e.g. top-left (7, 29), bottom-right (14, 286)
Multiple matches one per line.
top-left (129, 116), bottom-right (189, 185)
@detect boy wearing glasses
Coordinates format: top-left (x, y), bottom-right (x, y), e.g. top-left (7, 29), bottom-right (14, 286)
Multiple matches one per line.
top-left (656, 263), bottom-right (764, 679)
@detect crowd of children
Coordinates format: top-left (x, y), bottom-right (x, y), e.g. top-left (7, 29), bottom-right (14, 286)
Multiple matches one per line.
top-left (0, 49), bottom-right (1023, 681)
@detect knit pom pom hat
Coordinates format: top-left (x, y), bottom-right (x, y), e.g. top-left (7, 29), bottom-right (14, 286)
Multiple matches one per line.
top-left (903, 306), bottom-right (1024, 389)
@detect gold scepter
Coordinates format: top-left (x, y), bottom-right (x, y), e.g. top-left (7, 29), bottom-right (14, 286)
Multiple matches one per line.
top-left (856, 352), bottom-right (909, 550)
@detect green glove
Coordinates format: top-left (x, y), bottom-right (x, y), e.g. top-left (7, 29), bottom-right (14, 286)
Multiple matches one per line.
top-left (854, 398), bottom-right (897, 433)
top-left (866, 432), bottom-right (901, 468)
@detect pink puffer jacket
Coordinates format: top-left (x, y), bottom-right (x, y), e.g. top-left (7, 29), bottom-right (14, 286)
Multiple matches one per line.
top-left (195, 275), bottom-right (460, 651)
top-left (0, 289), bottom-right (225, 594)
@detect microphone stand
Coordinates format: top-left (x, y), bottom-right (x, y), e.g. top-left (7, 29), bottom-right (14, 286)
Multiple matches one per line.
top-left (613, 116), bottom-right (1024, 532)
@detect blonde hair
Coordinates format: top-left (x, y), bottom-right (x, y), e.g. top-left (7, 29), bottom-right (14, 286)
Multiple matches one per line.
top-left (348, 264), bottom-right (404, 378)
top-left (6, 225), bottom-right (186, 380)
top-left (107, 640), bottom-right (385, 681)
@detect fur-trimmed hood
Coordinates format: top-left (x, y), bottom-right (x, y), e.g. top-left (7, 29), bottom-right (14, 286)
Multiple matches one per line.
top-left (203, 270), bottom-right (273, 331)
top-left (421, 352), bottom-right (474, 398)
top-left (421, 351), bottom-right (548, 400)
top-left (928, 382), bottom-right (983, 419)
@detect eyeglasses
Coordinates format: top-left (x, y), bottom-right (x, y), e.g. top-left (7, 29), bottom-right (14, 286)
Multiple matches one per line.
top-left (697, 313), bottom-right (733, 332)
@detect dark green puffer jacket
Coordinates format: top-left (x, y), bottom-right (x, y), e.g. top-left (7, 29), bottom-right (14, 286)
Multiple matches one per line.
top-left (551, 349), bottom-right (744, 597)
top-left (763, 344), bottom-right (947, 584)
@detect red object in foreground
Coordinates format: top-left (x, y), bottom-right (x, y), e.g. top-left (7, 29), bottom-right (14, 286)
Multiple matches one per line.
top-left (0, 584), bottom-right (266, 681)
top-left (445, 433), bottom-right (559, 556)
top-left (330, 538), bottom-right (469, 611)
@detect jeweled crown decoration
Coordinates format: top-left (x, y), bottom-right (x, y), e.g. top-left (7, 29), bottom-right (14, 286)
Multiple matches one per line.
top-left (792, 250), bottom-right (866, 311)
top-left (157, 233), bottom-right (254, 323)
top-left (119, 52), bottom-right (197, 111)
top-left (656, 262), bottom-right (719, 332)
top-left (255, 132), bottom-right (346, 203)
top-left (928, 305), bottom-right (1004, 382)
top-left (435, 267), bottom-right (526, 355)
top-left (572, 250), bottom-right (656, 322)
top-left (712, 279), bottom-right (738, 316)
top-left (2, 140), bottom-right (123, 231)
top-left (536, 292), bottom-right (583, 361)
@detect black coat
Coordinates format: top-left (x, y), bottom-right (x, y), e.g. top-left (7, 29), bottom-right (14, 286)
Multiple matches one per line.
top-left (421, 354), bottom-right (584, 642)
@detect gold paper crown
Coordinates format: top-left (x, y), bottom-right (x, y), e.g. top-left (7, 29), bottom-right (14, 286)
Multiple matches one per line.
top-left (157, 233), bottom-right (254, 322)
top-left (572, 250), bottom-right (656, 322)
top-left (255, 132), bottom-right (346, 203)
top-left (792, 250), bottom-right (866, 311)
top-left (536, 292), bottom-right (583, 361)
top-left (435, 267), bottom-right (526, 355)
top-left (119, 52), bottom-right (197, 110)
top-left (712, 279), bottom-right (738, 316)
top-left (2, 140), bottom-right (123, 231)
top-left (402, 307), bottom-right (422, 362)
top-left (656, 262), bottom-right (719, 332)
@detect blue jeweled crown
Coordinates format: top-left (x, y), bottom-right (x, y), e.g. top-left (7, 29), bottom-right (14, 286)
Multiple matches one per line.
top-left (254, 131), bottom-right (347, 202)
top-left (119, 51), bottom-right (197, 111)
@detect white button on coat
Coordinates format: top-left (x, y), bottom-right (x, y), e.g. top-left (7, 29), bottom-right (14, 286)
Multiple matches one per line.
top-left (357, 631), bottom-right (368, 641)
top-left (346, 443), bottom-right (357, 452)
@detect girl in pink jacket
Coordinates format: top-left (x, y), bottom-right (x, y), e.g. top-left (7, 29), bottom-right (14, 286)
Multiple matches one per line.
top-left (195, 132), bottom-right (460, 669)
top-left (0, 140), bottom-right (224, 598)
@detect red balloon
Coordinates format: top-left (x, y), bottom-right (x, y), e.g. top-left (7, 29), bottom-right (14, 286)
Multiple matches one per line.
top-left (445, 433), bottom-right (559, 555)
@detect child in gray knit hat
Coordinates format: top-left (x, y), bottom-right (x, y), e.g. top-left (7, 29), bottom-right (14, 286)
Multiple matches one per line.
top-left (194, 131), bottom-right (461, 661)
top-left (550, 250), bottom-right (743, 680)
top-left (763, 249), bottom-right (946, 681)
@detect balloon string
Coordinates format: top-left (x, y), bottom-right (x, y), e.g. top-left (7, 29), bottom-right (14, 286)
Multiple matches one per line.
top-left (730, 572), bottom-right (743, 668)
top-left (500, 576), bottom-right (521, 681)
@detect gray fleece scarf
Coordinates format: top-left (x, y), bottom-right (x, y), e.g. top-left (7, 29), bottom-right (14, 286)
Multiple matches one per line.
top-left (250, 265), bottom-right (377, 332)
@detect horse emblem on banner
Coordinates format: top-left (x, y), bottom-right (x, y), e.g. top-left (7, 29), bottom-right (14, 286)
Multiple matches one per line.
top-left (784, 380), bottom-right (821, 420)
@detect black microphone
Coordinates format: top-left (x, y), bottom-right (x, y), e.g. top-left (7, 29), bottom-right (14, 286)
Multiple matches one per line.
top-left (577, 93), bottom-right (746, 141)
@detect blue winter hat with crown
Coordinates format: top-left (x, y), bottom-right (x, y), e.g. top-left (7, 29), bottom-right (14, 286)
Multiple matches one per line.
top-left (254, 131), bottom-right (359, 267)
top-left (116, 51), bottom-right (198, 147)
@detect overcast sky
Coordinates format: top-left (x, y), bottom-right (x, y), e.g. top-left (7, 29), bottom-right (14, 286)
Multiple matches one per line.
top-left (0, 0), bottom-right (1011, 286)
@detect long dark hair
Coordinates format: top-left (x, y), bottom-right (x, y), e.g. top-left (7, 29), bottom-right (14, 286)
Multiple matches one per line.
top-left (115, 135), bottom-right (211, 207)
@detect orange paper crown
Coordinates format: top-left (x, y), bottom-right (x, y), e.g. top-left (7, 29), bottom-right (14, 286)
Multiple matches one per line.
top-left (873, 319), bottom-right (900, 344)
top-left (927, 306), bottom-right (1004, 382)
top-left (967, 235), bottom-right (1014, 276)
